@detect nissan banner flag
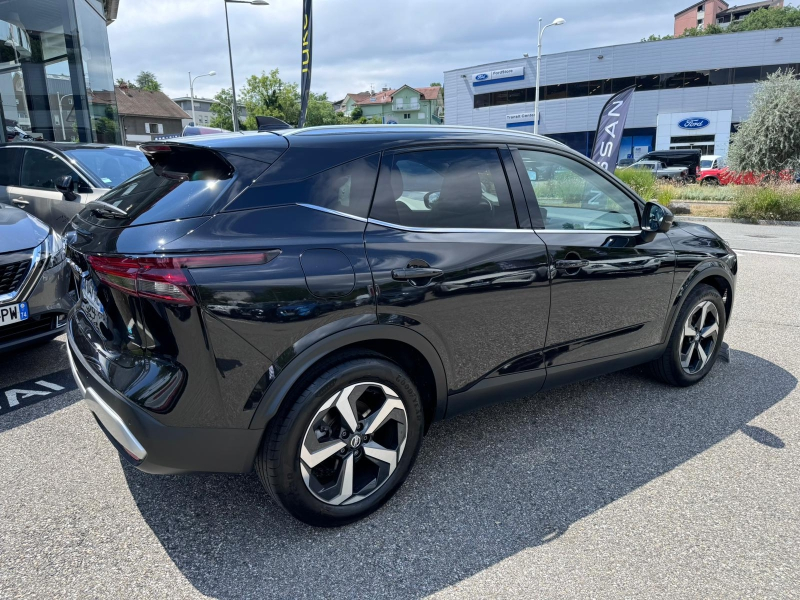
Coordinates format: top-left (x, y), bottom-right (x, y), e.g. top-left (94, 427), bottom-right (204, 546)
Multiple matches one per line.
top-left (298, 0), bottom-right (313, 128)
top-left (591, 86), bottom-right (635, 172)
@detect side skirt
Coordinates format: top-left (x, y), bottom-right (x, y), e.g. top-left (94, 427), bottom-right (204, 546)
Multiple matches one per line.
top-left (444, 345), bottom-right (664, 420)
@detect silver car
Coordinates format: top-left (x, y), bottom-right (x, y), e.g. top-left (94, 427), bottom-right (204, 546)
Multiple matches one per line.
top-left (0, 143), bottom-right (150, 233)
top-left (626, 160), bottom-right (688, 182)
top-left (0, 204), bottom-right (72, 352)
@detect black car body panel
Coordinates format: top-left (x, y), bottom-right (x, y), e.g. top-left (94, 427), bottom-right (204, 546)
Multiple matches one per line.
top-left (64, 126), bottom-right (738, 475)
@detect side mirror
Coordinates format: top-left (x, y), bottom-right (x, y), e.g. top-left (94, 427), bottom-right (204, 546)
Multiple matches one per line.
top-left (55, 175), bottom-right (78, 201)
top-left (641, 201), bottom-right (674, 233)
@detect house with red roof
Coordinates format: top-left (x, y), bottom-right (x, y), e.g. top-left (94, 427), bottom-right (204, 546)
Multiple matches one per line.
top-left (341, 85), bottom-right (444, 124)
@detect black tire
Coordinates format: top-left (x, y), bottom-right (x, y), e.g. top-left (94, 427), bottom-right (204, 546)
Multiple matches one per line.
top-left (255, 353), bottom-right (424, 527)
top-left (649, 283), bottom-right (726, 387)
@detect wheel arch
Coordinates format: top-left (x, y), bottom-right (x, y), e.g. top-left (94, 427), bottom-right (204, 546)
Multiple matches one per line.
top-left (663, 262), bottom-right (734, 344)
top-left (248, 325), bottom-right (449, 432)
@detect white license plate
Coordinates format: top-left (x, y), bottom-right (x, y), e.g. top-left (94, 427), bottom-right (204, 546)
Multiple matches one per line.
top-left (0, 302), bottom-right (29, 327)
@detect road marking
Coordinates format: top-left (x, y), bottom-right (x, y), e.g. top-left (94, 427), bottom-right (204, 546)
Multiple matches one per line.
top-left (0, 369), bottom-right (77, 415)
top-left (733, 249), bottom-right (800, 258)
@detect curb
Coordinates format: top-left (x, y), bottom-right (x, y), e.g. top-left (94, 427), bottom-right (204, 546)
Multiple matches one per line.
top-left (676, 216), bottom-right (800, 227)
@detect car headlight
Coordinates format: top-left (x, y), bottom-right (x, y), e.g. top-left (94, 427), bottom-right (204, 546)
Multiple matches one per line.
top-left (40, 231), bottom-right (66, 270)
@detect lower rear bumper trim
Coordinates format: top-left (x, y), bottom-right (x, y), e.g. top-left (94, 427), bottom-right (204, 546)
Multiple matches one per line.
top-left (84, 386), bottom-right (148, 462)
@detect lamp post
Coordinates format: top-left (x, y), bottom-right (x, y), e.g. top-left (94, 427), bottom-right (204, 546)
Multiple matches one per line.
top-left (224, 0), bottom-right (269, 132)
top-left (57, 94), bottom-right (73, 141)
top-left (189, 71), bottom-right (216, 125)
top-left (533, 17), bottom-right (565, 135)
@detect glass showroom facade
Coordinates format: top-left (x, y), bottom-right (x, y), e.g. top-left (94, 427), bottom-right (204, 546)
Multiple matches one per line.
top-left (0, 0), bottom-right (120, 144)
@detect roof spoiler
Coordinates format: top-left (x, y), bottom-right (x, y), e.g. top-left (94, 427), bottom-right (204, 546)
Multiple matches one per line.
top-left (139, 142), bottom-right (235, 181)
top-left (256, 116), bottom-right (292, 132)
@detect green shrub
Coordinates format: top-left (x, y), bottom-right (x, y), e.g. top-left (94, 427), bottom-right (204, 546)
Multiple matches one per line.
top-left (729, 184), bottom-right (800, 221)
top-left (615, 168), bottom-right (656, 199)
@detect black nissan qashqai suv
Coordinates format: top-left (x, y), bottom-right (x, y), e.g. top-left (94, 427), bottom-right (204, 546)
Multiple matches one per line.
top-left (65, 126), bottom-right (737, 526)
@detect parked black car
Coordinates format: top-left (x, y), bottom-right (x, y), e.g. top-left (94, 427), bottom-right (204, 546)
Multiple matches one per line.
top-left (0, 204), bottom-right (72, 352)
top-left (0, 142), bottom-right (150, 233)
top-left (64, 126), bottom-right (737, 526)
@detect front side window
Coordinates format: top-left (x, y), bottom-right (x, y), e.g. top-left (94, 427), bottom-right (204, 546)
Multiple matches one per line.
top-left (20, 149), bottom-right (86, 191)
top-left (0, 148), bottom-right (22, 186)
top-left (518, 150), bottom-right (639, 231)
top-left (370, 148), bottom-right (518, 230)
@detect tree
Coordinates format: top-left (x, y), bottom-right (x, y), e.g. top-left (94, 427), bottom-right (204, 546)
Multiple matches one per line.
top-left (350, 105), bottom-right (363, 119)
top-left (115, 77), bottom-right (135, 88)
top-left (135, 71), bottom-right (161, 92)
top-left (728, 70), bottom-right (800, 173)
top-left (240, 68), bottom-right (300, 129)
top-left (209, 88), bottom-right (236, 130)
top-left (430, 82), bottom-right (442, 87)
top-left (644, 5), bottom-right (800, 41)
top-left (304, 92), bottom-right (338, 127)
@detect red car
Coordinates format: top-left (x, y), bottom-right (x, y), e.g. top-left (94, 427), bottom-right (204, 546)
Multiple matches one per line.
top-left (698, 155), bottom-right (795, 185)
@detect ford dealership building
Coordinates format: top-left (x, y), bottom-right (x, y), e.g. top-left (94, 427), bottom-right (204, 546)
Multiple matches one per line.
top-left (444, 27), bottom-right (800, 160)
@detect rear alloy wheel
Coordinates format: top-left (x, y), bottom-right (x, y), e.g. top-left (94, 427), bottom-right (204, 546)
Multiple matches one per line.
top-left (300, 382), bottom-right (407, 506)
top-left (648, 284), bottom-right (726, 386)
top-left (256, 355), bottom-right (423, 526)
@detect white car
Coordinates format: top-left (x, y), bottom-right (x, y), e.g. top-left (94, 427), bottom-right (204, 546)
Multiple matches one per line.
top-left (627, 160), bottom-right (688, 181)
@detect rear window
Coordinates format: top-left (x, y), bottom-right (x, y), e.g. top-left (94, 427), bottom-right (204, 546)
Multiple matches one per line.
top-left (226, 154), bottom-right (380, 218)
top-left (64, 147), bottom-right (150, 188)
top-left (82, 168), bottom-right (233, 224)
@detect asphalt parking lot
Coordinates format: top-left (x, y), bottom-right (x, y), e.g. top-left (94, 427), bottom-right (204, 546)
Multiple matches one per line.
top-left (1, 220), bottom-right (799, 599)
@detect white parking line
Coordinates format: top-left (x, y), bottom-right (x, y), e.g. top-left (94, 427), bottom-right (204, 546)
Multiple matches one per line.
top-left (733, 249), bottom-right (800, 258)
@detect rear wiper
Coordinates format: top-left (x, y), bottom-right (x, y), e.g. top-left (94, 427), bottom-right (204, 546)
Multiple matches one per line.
top-left (88, 200), bottom-right (128, 218)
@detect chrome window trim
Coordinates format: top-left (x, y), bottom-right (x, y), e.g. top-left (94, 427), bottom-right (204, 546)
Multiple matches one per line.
top-left (533, 229), bottom-right (642, 234)
top-left (367, 217), bottom-right (529, 234)
top-left (297, 203), bottom-right (368, 223)
top-left (0, 245), bottom-right (43, 304)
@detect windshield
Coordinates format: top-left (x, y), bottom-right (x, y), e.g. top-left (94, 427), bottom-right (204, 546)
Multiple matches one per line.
top-left (64, 147), bottom-right (151, 188)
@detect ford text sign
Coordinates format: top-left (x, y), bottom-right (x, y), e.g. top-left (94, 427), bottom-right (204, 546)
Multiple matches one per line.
top-left (678, 117), bottom-right (710, 130)
top-left (471, 66), bottom-right (525, 86)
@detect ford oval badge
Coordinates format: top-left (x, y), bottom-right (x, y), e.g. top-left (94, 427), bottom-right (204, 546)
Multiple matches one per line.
top-left (475, 73), bottom-right (489, 81)
top-left (678, 117), bottom-right (710, 130)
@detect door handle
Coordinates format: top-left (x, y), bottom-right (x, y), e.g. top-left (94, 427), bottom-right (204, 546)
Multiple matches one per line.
top-left (11, 198), bottom-right (29, 207)
top-left (391, 267), bottom-right (443, 281)
top-left (555, 259), bottom-right (589, 269)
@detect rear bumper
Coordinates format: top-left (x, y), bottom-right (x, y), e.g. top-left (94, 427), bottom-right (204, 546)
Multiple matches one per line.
top-left (67, 334), bottom-right (263, 475)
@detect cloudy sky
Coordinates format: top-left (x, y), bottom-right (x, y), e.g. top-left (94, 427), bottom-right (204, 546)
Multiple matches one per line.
top-left (108, 0), bottom-right (690, 102)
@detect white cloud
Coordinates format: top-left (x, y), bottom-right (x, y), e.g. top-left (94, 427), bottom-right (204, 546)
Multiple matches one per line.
top-left (108, 0), bottom-right (687, 102)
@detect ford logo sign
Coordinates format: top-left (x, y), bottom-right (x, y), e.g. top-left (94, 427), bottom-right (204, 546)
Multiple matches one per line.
top-left (678, 117), bottom-right (710, 130)
top-left (475, 73), bottom-right (489, 81)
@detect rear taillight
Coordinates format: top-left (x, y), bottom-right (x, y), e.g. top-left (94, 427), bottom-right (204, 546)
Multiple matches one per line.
top-left (88, 251), bottom-right (278, 305)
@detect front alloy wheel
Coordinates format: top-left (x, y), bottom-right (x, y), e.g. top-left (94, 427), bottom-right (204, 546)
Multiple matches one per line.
top-left (300, 382), bottom-right (407, 506)
top-left (680, 300), bottom-right (719, 375)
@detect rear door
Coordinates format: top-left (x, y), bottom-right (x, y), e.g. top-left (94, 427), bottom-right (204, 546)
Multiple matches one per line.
top-left (7, 148), bottom-right (93, 232)
top-left (513, 146), bottom-right (675, 368)
top-left (364, 146), bottom-right (550, 406)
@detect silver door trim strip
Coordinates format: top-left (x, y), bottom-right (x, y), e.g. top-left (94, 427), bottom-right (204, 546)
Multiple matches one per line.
top-left (296, 203), bottom-right (369, 222)
top-left (367, 218), bottom-right (530, 234)
top-left (533, 229), bottom-right (642, 235)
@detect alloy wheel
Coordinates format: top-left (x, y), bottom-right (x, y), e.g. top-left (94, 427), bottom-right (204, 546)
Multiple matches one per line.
top-left (300, 382), bottom-right (407, 506)
top-left (680, 300), bottom-right (719, 375)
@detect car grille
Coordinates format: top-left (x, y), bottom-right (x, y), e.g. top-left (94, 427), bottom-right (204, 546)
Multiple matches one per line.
top-left (0, 259), bottom-right (31, 296)
top-left (0, 315), bottom-right (54, 346)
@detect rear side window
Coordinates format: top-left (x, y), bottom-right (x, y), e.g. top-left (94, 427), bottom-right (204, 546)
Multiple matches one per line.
top-left (0, 148), bottom-right (22, 186)
top-left (369, 149), bottom-right (518, 229)
top-left (228, 154), bottom-right (380, 218)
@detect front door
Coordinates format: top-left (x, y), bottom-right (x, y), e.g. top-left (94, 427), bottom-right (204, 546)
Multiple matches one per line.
top-left (365, 147), bottom-right (551, 403)
top-left (6, 148), bottom-right (91, 232)
top-left (514, 147), bottom-right (676, 368)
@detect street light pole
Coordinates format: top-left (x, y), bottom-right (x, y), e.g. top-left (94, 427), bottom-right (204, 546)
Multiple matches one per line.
top-left (224, 0), bottom-right (269, 132)
top-left (57, 93), bottom-right (73, 141)
top-left (189, 71), bottom-right (216, 125)
top-left (533, 17), bottom-right (565, 135)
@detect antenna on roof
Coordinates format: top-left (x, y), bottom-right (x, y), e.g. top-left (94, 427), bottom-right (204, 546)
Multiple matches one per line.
top-left (369, 83), bottom-right (375, 95)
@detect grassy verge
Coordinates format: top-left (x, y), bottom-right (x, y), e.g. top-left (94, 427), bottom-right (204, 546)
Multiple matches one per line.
top-left (615, 168), bottom-right (800, 221)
